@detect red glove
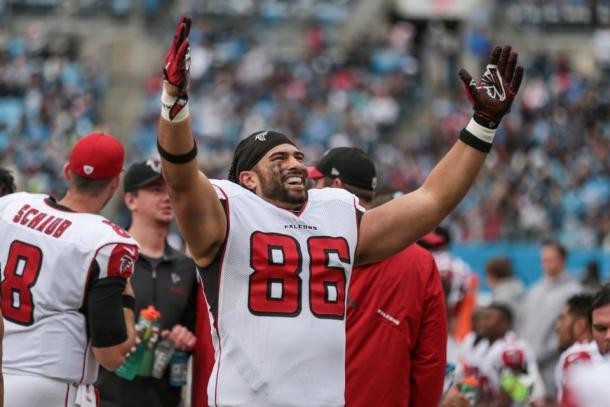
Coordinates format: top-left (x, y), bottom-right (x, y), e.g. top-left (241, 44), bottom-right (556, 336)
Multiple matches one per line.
top-left (163, 16), bottom-right (191, 120)
top-left (459, 45), bottom-right (524, 129)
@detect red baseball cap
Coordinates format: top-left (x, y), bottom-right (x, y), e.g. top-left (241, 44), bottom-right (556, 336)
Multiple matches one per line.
top-left (419, 232), bottom-right (446, 247)
top-left (68, 133), bottom-right (125, 180)
top-left (418, 226), bottom-right (451, 249)
top-left (307, 166), bottom-right (325, 179)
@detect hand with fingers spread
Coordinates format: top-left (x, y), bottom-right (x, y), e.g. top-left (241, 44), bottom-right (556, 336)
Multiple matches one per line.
top-left (458, 45), bottom-right (524, 153)
top-left (162, 16), bottom-right (192, 121)
top-left (460, 45), bottom-right (524, 129)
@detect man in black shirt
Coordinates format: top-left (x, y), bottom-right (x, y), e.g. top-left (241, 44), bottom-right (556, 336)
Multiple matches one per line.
top-left (97, 159), bottom-right (198, 407)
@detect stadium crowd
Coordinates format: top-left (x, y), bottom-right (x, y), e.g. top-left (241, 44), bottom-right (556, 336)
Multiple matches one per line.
top-left (416, 55), bottom-right (610, 247)
top-left (130, 17), bottom-right (420, 176)
top-left (0, 26), bottom-right (106, 198)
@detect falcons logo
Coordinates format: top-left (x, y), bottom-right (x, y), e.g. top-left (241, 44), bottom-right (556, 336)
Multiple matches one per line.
top-left (120, 255), bottom-right (134, 275)
top-left (107, 243), bottom-right (138, 279)
top-left (255, 131), bottom-right (268, 142)
top-left (146, 158), bottom-right (162, 174)
top-left (479, 64), bottom-right (506, 101)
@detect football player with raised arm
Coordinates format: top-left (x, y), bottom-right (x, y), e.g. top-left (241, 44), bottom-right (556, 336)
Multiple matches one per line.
top-left (0, 134), bottom-right (138, 407)
top-left (157, 16), bottom-right (524, 406)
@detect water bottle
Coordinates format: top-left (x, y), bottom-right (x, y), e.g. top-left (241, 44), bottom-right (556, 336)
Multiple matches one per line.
top-left (169, 350), bottom-right (189, 387)
top-left (115, 306), bottom-right (162, 380)
top-left (138, 309), bottom-right (162, 376)
top-left (443, 363), bottom-right (457, 396)
top-left (152, 339), bottom-right (175, 379)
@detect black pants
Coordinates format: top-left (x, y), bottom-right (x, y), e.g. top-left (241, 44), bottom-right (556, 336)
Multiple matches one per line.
top-left (97, 368), bottom-right (182, 407)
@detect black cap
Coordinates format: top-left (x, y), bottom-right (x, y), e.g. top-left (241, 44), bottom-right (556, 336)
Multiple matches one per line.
top-left (123, 159), bottom-right (163, 192)
top-left (308, 147), bottom-right (377, 191)
top-left (228, 130), bottom-right (296, 184)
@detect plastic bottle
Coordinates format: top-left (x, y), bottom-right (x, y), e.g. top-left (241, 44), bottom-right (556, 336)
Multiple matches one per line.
top-left (169, 350), bottom-right (189, 387)
top-left (457, 376), bottom-right (480, 407)
top-left (443, 363), bottom-right (457, 396)
top-left (138, 308), bottom-right (162, 376)
top-left (115, 306), bottom-right (162, 380)
top-left (152, 339), bottom-right (175, 379)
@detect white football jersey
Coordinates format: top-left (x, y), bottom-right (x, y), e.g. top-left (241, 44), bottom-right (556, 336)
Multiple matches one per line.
top-left (479, 331), bottom-right (545, 403)
top-left (459, 331), bottom-right (490, 382)
top-left (201, 180), bottom-right (361, 407)
top-left (0, 192), bottom-right (138, 384)
top-left (555, 340), bottom-right (602, 402)
top-left (563, 357), bottom-right (610, 407)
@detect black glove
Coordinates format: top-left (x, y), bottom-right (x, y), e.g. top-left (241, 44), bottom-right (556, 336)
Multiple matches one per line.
top-left (459, 45), bottom-right (524, 129)
top-left (163, 16), bottom-right (192, 120)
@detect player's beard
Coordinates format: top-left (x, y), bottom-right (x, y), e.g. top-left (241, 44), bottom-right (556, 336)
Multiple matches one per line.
top-left (256, 168), bottom-right (308, 206)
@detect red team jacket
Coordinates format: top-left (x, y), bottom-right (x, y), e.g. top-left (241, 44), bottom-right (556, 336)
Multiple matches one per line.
top-left (346, 244), bottom-right (447, 407)
top-left (192, 244), bottom-right (447, 407)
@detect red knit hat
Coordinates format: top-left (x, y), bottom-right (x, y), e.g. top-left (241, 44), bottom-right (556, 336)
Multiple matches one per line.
top-left (68, 133), bottom-right (125, 180)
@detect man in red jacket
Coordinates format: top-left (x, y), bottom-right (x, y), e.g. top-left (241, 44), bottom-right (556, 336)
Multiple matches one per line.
top-left (309, 147), bottom-right (448, 407)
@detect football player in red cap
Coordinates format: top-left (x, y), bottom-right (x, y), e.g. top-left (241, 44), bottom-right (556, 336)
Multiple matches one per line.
top-left (0, 133), bottom-right (139, 407)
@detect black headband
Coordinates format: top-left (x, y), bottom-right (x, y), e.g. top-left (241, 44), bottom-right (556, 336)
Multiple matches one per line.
top-left (228, 130), bottom-right (296, 183)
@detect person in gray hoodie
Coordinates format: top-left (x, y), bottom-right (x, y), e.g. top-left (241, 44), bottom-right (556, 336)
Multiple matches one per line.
top-left (517, 240), bottom-right (582, 403)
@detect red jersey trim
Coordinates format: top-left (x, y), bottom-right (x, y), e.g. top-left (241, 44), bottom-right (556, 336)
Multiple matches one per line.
top-left (353, 198), bottom-right (363, 242)
top-left (212, 184), bottom-right (230, 407)
top-left (64, 383), bottom-right (69, 406)
top-left (281, 198), bottom-right (308, 217)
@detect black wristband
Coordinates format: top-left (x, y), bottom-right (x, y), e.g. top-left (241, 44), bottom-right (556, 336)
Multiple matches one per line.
top-left (157, 138), bottom-right (198, 164)
top-left (459, 128), bottom-right (492, 153)
top-left (122, 294), bottom-right (136, 312)
top-left (473, 112), bottom-right (499, 130)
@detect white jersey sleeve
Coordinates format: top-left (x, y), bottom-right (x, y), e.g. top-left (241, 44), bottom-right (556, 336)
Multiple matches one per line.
top-left (93, 236), bottom-right (138, 280)
top-left (555, 341), bottom-right (602, 402)
top-left (563, 358), bottom-right (610, 407)
top-left (459, 332), bottom-right (490, 380)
